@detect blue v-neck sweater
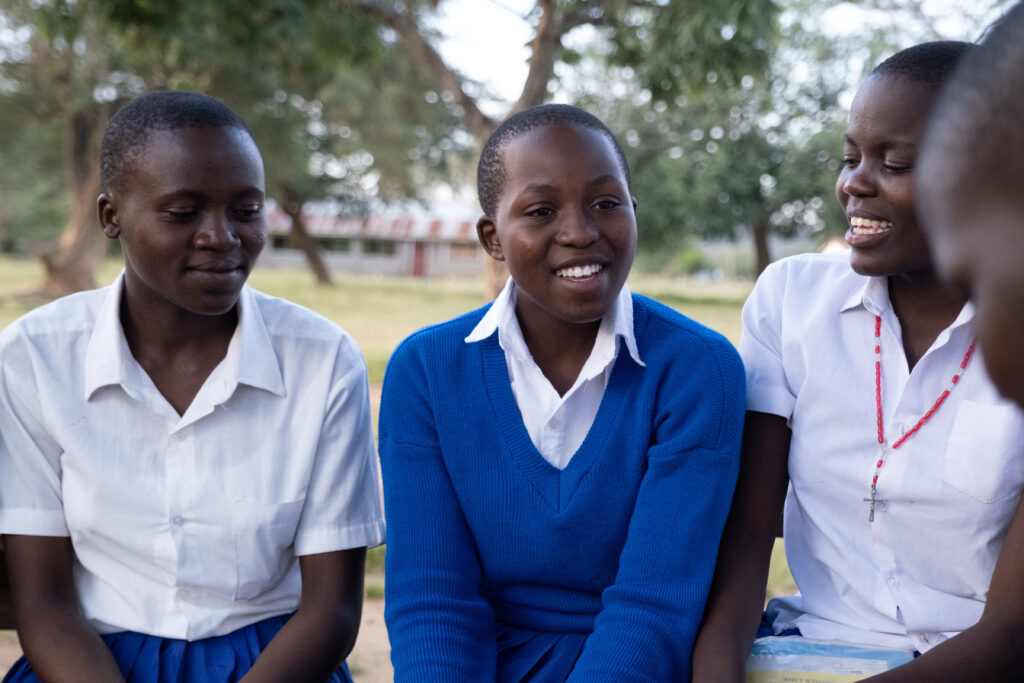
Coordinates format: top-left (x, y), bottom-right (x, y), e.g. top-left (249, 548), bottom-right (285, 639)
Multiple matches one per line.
top-left (378, 294), bottom-right (745, 682)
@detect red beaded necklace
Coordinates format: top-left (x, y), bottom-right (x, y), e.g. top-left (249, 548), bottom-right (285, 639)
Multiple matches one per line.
top-left (865, 314), bottom-right (976, 522)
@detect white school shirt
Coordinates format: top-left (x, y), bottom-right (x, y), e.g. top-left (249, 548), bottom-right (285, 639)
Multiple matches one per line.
top-left (0, 273), bottom-right (385, 640)
top-left (464, 278), bottom-right (644, 469)
top-left (741, 251), bottom-right (1024, 653)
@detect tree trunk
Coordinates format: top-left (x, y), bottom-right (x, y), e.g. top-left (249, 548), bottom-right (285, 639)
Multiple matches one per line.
top-left (752, 221), bottom-right (772, 276)
top-left (282, 190), bottom-right (333, 286)
top-left (38, 108), bottom-right (107, 296)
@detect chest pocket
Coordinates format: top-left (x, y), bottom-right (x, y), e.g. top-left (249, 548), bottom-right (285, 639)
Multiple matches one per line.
top-left (943, 400), bottom-right (1024, 503)
top-left (232, 498), bottom-right (305, 600)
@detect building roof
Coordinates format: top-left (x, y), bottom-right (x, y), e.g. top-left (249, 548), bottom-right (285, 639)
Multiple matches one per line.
top-left (266, 204), bottom-right (479, 243)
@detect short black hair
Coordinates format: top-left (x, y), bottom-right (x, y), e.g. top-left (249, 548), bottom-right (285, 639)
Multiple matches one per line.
top-left (100, 90), bottom-right (254, 193)
top-left (476, 103), bottom-right (631, 217)
top-left (871, 40), bottom-right (975, 90)
top-left (920, 5), bottom-right (1024, 194)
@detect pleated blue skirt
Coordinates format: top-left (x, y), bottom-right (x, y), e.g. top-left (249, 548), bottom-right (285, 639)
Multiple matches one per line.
top-left (495, 622), bottom-right (588, 682)
top-left (2, 614), bottom-right (353, 683)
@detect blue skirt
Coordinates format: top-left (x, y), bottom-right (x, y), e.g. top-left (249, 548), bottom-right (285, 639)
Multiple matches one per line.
top-left (495, 622), bottom-right (588, 682)
top-left (2, 614), bottom-right (353, 683)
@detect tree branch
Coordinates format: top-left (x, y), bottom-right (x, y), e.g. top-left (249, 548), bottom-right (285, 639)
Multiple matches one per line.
top-left (343, 0), bottom-right (498, 141)
top-left (511, 0), bottom-right (560, 113)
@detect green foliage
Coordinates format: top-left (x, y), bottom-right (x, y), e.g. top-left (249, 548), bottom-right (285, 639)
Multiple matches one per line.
top-left (0, 98), bottom-right (67, 252)
top-left (607, 0), bottom-right (779, 98)
top-left (568, 0), bottom-right (854, 262)
top-left (0, 0), bottom-right (471, 257)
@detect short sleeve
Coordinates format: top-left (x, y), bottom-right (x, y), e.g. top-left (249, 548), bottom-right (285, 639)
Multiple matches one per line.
top-left (739, 261), bottom-right (797, 419)
top-left (0, 328), bottom-right (70, 536)
top-left (293, 334), bottom-right (385, 556)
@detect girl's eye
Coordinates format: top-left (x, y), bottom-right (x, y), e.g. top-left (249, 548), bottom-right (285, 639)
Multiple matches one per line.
top-left (841, 157), bottom-right (859, 168)
top-left (527, 207), bottom-right (555, 218)
top-left (594, 199), bottom-right (621, 210)
top-left (164, 208), bottom-right (198, 222)
top-left (883, 164), bottom-right (912, 173)
top-left (234, 205), bottom-right (264, 221)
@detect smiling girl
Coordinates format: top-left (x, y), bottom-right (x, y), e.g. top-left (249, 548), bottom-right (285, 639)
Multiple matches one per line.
top-left (378, 104), bottom-right (745, 681)
top-left (692, 41), bottom-right (1024, 682)
top-left (0, 91), bottom-right (384, 682)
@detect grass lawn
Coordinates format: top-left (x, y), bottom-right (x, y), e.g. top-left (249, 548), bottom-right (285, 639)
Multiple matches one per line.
top-left (0, 255), bottom-right (796, 600)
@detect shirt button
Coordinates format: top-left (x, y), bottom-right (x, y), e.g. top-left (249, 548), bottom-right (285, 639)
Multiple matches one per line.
top-left (888, 577), bottom-right (899, 587)
top-left (549, 418), bottom-right (560, 429)
top-left (172, 515), bottom-right (185, 526)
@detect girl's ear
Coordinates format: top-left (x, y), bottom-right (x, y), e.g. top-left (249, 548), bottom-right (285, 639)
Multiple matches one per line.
top-left (476, 216), bottom-right (505, 261)
top-left (97, 193), bottom-right (121, 239)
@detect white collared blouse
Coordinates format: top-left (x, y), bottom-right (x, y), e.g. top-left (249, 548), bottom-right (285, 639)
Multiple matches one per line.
top-left (741, 251), bottom-right (1024, 653)
top-left (0, 273), bottom-right (385, 640)
top-left (464, 278), bottom-right (644, 470)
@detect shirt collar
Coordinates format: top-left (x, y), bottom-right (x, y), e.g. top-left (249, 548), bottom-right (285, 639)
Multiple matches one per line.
top-left (839, 273), bottom-right (975, 332)
top-left (84, 272), bottom-right (286, 401)
top-left (464, 277), bottom-right (644, 368)
top-left (840, 274), bottom-right (889, 317)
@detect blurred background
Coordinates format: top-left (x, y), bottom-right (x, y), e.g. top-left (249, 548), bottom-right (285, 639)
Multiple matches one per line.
top-left (0, 0), bottom-right (1014, 679)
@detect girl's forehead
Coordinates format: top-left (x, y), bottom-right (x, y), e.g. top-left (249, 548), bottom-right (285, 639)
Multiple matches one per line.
top-left (847, 74), bottom-right (938, 139)
top-left (129, 127), bottom-right (264, 194)
top-left (503, 125), bottom-right (624, 178)
top-left (852, 74), bottom-right (937, 116)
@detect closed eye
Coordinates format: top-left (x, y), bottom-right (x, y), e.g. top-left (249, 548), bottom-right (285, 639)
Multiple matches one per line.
top-left (526, 206), bottom-right (555, 218)
top-left (163, 208), bottom-right (198, 222)
top-left (234, 204), bottom-right (264, 221)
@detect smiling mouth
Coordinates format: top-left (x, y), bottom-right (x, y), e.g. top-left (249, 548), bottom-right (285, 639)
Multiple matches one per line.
top-left (555, 263), bottom-right (604, 279)
top-left (850, 216), bottom-right (893, 235)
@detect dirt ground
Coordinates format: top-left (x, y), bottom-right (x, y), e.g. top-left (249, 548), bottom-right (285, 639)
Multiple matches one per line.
top-left (0, 597), bottom-right (392, 681)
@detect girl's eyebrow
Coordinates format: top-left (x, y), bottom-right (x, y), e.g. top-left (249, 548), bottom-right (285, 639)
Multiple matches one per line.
top-left (156, 187), bottom-right (265, 201)
top-left (586, 174), bottom-right (622, 188)
top-left (157, 189), bottom-right (205, 201)
top-left (844, 133), bottom-right (917, 153)
top-left (518, 175), bottom-right (623, 198)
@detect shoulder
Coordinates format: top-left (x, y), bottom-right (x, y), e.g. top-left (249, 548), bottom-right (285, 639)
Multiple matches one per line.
top-left (754, 251), bottom-right (862, 298)
top-left (246, 287), bottom-right (366, 373)
top-left (248, 287), bottom-right (347, 341)
top-left (632, 294), bottom-right (743, 386)
top-left (0, 286), bottom-right (106, 356)
top-left (633, 294), bottom-right (739, 362)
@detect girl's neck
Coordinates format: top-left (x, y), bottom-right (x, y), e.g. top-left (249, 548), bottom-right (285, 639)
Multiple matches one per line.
top-left (887, 269), bottom-right (968, 372)
top-left (516, 308), bottom-right (601, 397)
top-left (120, 295), bottom-right (238, 358)
top-left (119, 295), bottom-right (239, 415)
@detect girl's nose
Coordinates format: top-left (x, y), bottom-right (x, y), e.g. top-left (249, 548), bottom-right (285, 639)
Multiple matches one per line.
top-left (195, 212), bottom-right (241, 250)
top-left (558, 207), bottom-right (599, 247)
top-left (842, 165), bottom-right (877, 197)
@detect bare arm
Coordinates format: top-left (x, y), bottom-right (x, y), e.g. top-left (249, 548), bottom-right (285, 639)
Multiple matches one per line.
top-left (3, 534), bottom-right (126, 682)
top-left (242, 548), bottom-right (367, 683)
top-left (862, 492), bottom-right (1024, 682)
top-left (691, 411), bottom-right (792, 683)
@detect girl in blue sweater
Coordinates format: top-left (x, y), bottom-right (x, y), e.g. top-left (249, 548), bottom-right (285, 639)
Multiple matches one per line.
top-left (378, 104), bottom-right (746, 682)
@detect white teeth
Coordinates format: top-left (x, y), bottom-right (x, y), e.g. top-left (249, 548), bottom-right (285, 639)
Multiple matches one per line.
top-left (556, 263), bottom-right (604, 279)
top-left (850, 216), bottom-right (894, 234)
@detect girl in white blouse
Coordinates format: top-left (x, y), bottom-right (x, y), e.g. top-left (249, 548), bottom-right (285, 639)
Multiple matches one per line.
top-left (692, 41), bottom-right (1024, 682)
top-left (0, 91), bottom-right (384, 682)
